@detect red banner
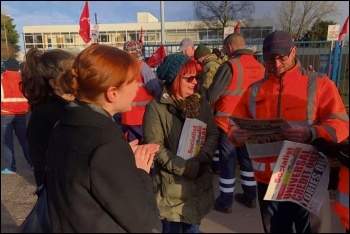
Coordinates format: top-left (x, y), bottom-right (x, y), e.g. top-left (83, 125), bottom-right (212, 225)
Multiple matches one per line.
top-left (139, 27), bottom-right (143, 44)
top-left (234, 21), bottom-right (240, 33)
top-left (338, 16), bottom-right (349, 41)
top-left (79, 1), bottom-right (91, 44)
top-left (146, 45), bottom-right (166, 68)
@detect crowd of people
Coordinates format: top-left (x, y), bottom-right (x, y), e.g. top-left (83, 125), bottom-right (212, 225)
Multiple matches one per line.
top-left (1, 30), bottom-right (348, 233)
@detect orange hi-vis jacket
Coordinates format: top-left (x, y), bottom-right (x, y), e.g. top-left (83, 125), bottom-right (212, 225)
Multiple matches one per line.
top-left (229, 61), bottom-right (349, 184)
top-left (334, 165), bottom-right (349, 230)
top-left (213, 55), bottom-right (265, 133)
top-left (121, 62), bottom-right (154, 126)
top-left (1, 71), bottom-right (29, 115)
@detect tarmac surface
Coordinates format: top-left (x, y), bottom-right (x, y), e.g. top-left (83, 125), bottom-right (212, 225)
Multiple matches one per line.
top-left (1, 122), bottom-right (346, 233)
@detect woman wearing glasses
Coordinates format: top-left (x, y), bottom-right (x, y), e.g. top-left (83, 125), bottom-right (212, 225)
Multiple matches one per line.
top-left (143, 53), bottom-right (219, 233)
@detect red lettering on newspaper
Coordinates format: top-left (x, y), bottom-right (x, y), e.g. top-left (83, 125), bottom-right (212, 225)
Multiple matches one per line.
top-left (188, 126), bottom-right (197, 154)
top-left (300, 156), bottom-right (327, 207)
top-left (265, 141), bottom-right (330, 215)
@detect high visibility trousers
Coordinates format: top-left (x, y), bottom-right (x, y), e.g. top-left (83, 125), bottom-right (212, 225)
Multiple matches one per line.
top-left (215, 128), bottom-right (257, 206)
top-left (237, 145), bottom-right (257, 202)
top-left (216, 128), bottom-right (236, 206)
top-left (211, 148), bottom-right (220, 172)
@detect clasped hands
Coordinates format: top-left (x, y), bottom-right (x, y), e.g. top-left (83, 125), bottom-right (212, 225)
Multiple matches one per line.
top-left (231, 125), bottom-right (312, 144)
top-left (129, 140), bottom-right (160, 173)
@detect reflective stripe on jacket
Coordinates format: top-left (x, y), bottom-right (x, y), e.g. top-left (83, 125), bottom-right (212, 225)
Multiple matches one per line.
top-left (229, 61), bottom-right (349, 184)
top-left (121, 61), bottom-right (154, 125)
top-left (213, 55), bottom-right (264, 133)
top-left (334, 166), bottom-right (349, 230)
top-left (1, 71), bottom-right (29, 115)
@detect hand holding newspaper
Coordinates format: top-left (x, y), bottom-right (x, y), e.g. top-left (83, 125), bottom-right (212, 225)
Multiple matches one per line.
top-left (230, 116), bottom-right (291, 158)
top-left (264, 140), bottom-right (329, 215)
top-left (177, 118), bottom-right (207, 160)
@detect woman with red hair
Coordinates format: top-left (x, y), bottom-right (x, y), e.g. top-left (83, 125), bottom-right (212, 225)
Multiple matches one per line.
top-left (143, 53), bottom-right (219, 233)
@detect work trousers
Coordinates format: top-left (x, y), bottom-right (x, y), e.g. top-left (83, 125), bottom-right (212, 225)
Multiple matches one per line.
top-left (215, 128), bottom-right (257, 206)
top-left (161, 220), bottom-right (200, 233)
top-left (258, 181), bottom-right (313, 233)
top-left (1, 114), bottom-right (32, 171)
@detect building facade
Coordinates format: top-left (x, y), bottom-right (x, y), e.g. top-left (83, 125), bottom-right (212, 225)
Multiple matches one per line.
top-left (22, 12), bottom-right (274, 53)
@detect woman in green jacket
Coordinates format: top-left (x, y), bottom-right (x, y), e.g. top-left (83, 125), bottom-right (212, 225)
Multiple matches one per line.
top-left (143, 53), bottom-right (219, 233)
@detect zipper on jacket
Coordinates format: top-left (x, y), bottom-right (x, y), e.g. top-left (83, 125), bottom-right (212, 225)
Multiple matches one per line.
top-left (277, 77), bottom-right (283, 118)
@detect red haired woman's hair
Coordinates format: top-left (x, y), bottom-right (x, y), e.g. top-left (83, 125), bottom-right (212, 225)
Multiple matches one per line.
top-left (60, 45), bottom-right (140, 103)
top-left (171, 59), bottom-right (199, 96)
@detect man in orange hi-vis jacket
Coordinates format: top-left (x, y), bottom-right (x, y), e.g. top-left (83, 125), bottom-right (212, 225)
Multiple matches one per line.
top-left (120, 40), bottom-right (161, 143)
top-left (228, 30), bottom-right (349, 233)
top-left (1, 57), bottom-right (33, 174)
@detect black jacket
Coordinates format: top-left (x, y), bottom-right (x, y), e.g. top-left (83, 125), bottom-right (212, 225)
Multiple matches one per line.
top-left (46, 101), bottom-right (158, 233)
top-left (27, 94), bottom-right (70, 187)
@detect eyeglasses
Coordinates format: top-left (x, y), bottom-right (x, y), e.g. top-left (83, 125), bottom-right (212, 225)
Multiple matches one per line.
top-left (182, 75), bottom-right (198, 83)
top-left (264, 47), bottom-right (294, 65)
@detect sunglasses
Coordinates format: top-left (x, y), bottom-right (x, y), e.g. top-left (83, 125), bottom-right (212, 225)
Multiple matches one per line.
top-left (182, 75), bottom-right (199, 83)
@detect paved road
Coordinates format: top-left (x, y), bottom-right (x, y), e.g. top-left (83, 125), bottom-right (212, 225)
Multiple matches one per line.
top-left (1, 133), bottom-right (346, 233)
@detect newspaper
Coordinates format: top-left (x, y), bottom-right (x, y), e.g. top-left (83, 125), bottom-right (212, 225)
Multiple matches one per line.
top-left (264, 140), bottom-right (330, 215)
top-left (230, 116), bottom-right (291, 158)
top-left (177, 118), bottom-right (207, 160)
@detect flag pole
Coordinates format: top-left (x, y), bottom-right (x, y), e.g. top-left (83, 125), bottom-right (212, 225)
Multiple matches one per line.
top-left (160, 1), bottom-right (165, 45)
top-left (95, 13), bottom-right (99, 43)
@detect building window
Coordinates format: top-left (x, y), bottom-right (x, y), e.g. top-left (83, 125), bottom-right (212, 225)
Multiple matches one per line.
top-left (99, 32), bottom-right (109, 42)
top-left (25, 35), bottom-right (34, 43)
top-left (62, 33), bottom-right (73, 43)
top-left (34, 34), bottom-right (43, 43)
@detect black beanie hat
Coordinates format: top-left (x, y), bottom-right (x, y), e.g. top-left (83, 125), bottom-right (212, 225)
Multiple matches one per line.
top-left (5, 57), bottom-right (20, 71)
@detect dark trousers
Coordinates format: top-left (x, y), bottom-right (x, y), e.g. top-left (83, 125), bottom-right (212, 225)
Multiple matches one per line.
top-left (161, 220), bottom-right (200, 233)
top-left (216, 128), bottom-right (257, 206)
top-left (257, 182), bottom-right (311, 233)
top-left (1, 114), bottom-right (32, 171)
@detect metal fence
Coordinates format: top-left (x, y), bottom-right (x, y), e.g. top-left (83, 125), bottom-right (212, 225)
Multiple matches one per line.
top-left (144, 40), bottom-right (349, 109)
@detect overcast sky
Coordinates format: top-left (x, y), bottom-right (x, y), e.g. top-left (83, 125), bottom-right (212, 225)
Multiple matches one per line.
top-left (1, 1), bottom-right (349, 52)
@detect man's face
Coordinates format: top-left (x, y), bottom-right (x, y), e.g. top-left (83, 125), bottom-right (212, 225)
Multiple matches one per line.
top-left (264, 46), bottom-right (296, 77)
top-left (182, 45), bottom-right (195, 57)
top-left (222, 43), bottom-right (231, 57)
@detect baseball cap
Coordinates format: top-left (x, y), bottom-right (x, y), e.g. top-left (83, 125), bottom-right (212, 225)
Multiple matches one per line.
top-left (178, 38), bottom-right (194, 52)
top-left (263, 30), bottom-right (294, 59)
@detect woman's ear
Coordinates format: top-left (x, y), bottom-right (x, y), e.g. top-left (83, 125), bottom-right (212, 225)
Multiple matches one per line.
top-left (105, 86), bottom-right (118, 103)
top-left (48, 79), bottom-right (57, 89)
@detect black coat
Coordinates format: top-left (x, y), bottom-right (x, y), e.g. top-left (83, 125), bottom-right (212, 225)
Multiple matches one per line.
top-left (27, 94), bottom-right (70, 187)
top-left (46, 102), bottom-right (158, 233)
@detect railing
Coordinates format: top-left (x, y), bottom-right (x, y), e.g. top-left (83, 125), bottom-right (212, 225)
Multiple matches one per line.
top-left (143, 40), bottom-right (349, 110)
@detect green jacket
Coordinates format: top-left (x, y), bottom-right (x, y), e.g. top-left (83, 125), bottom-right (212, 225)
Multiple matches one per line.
top-left (199, 54), bottom-right (222, 90)
top-left (143, 86), bottom-right (219, 225)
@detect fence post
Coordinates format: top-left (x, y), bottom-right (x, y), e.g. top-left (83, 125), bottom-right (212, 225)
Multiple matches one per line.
top-left (331, 41), bottom-right (340, 83)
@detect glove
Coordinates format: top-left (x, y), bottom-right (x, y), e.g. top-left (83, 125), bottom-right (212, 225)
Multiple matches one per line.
top-left (182, 159), bottom-right (200, 179)
top-left (311, 138), bottom-right (349, 168)
top-left (183, 156), bottom-right (208, 179)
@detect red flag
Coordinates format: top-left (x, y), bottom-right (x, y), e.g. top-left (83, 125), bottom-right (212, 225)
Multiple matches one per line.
top-left (79, 1), bottom-right (91, 44)
top-left (139, 27), bottom-right (143, 44)
top-left (146, 45), bottom-right (166, 68)
top-left (338, 16), bottom-right (349, 41)
top-left (234, 21), bottom-right (240, 33)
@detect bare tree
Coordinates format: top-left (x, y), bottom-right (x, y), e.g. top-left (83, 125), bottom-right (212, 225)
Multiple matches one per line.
top-left (277, 1), bottom-right (339, 40)
top-left (193, 1), bottom-right (255, 29)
